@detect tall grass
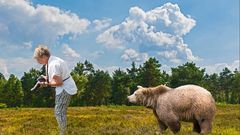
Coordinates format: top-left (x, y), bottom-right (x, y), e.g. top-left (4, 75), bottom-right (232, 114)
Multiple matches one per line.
top-left (0, 104), bottom-right (239, 135)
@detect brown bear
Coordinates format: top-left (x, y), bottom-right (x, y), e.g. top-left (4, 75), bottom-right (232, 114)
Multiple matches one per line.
top-left (128, 84), bottom-right (216, 134)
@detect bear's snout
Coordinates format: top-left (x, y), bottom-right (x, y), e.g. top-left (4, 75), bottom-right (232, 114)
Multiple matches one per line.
top-left (127, 94), bottom-right (137, 103)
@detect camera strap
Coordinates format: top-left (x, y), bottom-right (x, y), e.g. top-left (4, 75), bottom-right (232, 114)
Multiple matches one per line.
top-left (46, 63), bottom-right (49, 83)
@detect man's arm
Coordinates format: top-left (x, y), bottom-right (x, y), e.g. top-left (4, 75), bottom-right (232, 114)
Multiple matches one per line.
top-left (49, 75), bottom-right (63, 87)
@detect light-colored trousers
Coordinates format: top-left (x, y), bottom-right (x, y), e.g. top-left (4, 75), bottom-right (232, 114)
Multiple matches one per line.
top-left (55, 90), bottom-right (72, 135)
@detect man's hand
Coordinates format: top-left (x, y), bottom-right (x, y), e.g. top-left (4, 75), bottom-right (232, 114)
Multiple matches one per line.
top-left (49, 75), bottom-right (63, 87)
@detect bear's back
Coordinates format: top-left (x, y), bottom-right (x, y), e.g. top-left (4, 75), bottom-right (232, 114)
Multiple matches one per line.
top-left (170, 85), bottom-right (212, 100)
top-left (170, 84), bottom-right (213, 103)
top-left (164, 84), bottom-right (215, 121)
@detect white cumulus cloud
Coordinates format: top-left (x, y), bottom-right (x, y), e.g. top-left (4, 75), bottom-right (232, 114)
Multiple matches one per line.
top-left (97, 3), bottom-right (199, 64)
top-left (158, 50), bottom-right (177, 59)
top-left (0, 0), bottom-right (90, 47)
top-left (1, 57), bottom-right (41, 78)
top-left (89, 51), bottom-right (104, 60)
top-left (93, 18), bottom-right (112, 31)
top-left (0, 58), bottom-right (9, 78)
top-left (62, 44), bottom-right (80, 58)
top-left (204, 60), bottom-right (240, 74)
top-left (121, 48), bottom-right (149, 62)
top-left (96, 25), bottom-right (123, 49)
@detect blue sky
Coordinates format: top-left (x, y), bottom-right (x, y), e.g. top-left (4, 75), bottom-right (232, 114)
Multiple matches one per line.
top-left (0, 0), bottom-right (239, 78)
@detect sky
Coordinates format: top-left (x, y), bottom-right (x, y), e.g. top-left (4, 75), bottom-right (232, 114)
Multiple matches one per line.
top-left (0, 0), bottom-right (239, 78)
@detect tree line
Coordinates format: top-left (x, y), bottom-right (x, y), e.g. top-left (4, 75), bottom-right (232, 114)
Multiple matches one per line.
top-left (0, 57), bottom-right (239, 108)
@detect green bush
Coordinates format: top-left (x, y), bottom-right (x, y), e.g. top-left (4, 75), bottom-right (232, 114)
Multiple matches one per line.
top-left (0, 103), bottom-right (7, 109)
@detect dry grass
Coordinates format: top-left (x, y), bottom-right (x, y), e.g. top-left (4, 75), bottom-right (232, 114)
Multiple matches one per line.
top-left (0, 104), bottom-right (239, 135)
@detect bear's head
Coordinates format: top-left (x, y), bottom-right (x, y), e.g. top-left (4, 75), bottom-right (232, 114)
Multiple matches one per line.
top-left (128, 85), bottom-right (170, 108)
top-left (127, 85), bottom-right (145, 104)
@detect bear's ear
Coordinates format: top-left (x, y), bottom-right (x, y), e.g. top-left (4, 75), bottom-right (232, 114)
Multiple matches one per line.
top-left (137, 85), bottom-right (143, 89)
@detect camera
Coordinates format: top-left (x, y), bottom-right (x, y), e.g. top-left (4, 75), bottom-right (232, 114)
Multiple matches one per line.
top-left (30, 75), bottom-right (47, 91)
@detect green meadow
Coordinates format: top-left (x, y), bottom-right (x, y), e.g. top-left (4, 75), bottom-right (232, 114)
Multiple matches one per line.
top-left (0, 104), bottom-right (239, 135)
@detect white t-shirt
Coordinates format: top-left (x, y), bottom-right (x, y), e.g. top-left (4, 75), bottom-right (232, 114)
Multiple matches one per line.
top-left (47, 56), bottom-right (77, 95)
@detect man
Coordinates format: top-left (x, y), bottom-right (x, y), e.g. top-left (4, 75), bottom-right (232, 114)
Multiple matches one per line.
top-left (33, 45), bottom-right (77, 135)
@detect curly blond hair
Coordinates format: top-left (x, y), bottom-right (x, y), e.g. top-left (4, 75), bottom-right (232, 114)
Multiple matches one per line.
top-left (33, 45), bottom-right (51, 59)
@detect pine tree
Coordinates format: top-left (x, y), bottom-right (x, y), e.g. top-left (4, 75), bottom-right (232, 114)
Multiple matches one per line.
top-left (83, 70), bottom-right (112, 106)
top-left (3, 74), bottom-right (24, 107)
top-left (21, 68), bottom-right (40, 106)
top-left (219, 68), bottom-right (233, 103)
top-left (111, 69), bottom-right (130, 105)
top-left (126, 62), bottom-right (139, 94)
top-left (70, 72), bottom-right (88, 106)
top-left (230, 70), bottom-right (240, 104)
top-left (14, 80), bottom-right (24, 106)
top-left (0, 73), bottom-right (7, 104)
top-left (170, 62), bottom-right (205, 88)
top-left (204, 73), bottom-right (219, 102)
top-left (138, 58), bottom-right (163, 87)
top-left (71, 60), bottom-right (95, 76)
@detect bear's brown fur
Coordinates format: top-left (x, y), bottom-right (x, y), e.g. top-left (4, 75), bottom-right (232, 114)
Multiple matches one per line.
top-left (128, 84), bottom-right (216, 134)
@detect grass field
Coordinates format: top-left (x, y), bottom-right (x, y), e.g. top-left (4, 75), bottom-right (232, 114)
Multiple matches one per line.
top-left (0, 104), bottom-right (239, 135)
